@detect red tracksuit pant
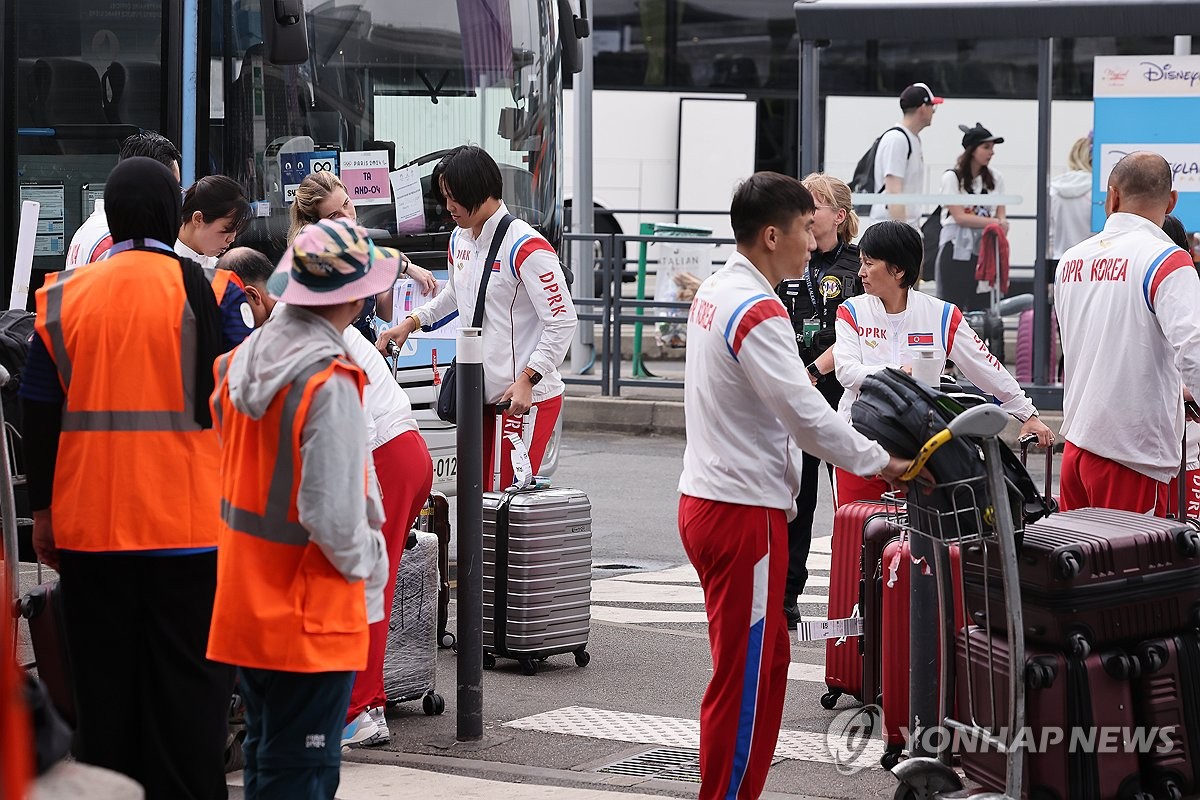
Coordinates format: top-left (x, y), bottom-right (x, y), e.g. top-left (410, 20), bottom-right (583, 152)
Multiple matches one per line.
top-left (482, 394), bottom-right (562, 491)
top-left (1059, 441), bottom-right (1169, 516)
top-left (833, 467), bottom-right (890, 508)
top-left (679, 495), bottom-right (790, 800)
top-left (347, 430), bottom-right (434, 721)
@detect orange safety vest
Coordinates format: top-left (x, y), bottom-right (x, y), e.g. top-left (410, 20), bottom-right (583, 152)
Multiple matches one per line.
top-left (206, 349), bottom-right (371, 673)
top-left (204, 267), bottom-right (244, 305)
top-left (33, 251), bottom-right (221, 551)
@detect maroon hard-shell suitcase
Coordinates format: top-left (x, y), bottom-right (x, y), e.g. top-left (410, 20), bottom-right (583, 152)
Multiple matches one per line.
top-left (822, 501), bottom-right (899, 708)
top-left (1132, 632), bottom-right (1200, 800)
top-left (879, 538), bottom-right (965, 762)
top-left (962, 509), bottom-right (1200, 655)
top-left (955, 626), bottom-right (1145, 800)
top-left (1016, 307), bottom-right (1059, 384)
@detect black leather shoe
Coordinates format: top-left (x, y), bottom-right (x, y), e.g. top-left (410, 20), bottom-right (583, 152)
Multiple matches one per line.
top-left (784, 600), bottom-right (802, 630)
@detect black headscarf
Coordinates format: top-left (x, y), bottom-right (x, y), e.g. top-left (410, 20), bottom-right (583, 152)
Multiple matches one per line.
top-left (104, 157), bottom-right (182, 245)
top-left (104, 156), bottom-right (224, 428)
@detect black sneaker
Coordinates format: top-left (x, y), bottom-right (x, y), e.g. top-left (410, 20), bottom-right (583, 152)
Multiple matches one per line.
top-left (784, 600), bottom-right (802, 630)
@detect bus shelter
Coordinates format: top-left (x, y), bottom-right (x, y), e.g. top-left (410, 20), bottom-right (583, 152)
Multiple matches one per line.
top-left (793, 0), bottom-right (1200, 404)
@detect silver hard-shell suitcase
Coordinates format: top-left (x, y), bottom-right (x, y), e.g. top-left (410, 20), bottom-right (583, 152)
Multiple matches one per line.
top-left (482, 486), bottom-right (592, 675)
top-left (382, 529), bottom-right (445, 715)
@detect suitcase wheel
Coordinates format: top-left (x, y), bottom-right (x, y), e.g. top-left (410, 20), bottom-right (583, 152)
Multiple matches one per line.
top-left (1177, 529), bottom-right (1200, 558)
top-left (1067, 631), bottom-right (1092, 659)
top-left (880, 746), bottom-right (902, 771)
top-left (819, 690), bottom-right (841, 710)
top-left (1055, 549), bottom-right (1083, 580)
top-left (483, 653), bottom-right (496, 670)
top-left (1137, 642), bottom-right (1168, 674)
top-left (519, 658), bottom-right (538, 676)
top-left (574, 648), bottom-right (590, 668)
top-left (422, 692), bottom-right (445, 716)
top-left (439, 631), bottom-right (457, 649)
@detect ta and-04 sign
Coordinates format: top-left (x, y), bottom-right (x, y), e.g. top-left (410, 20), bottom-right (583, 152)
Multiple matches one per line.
top-left (281, 151), bottom-right (339, 204)
top-left (339, 151), bottom-right (392, 206)
top-left (1093, 55), bottom-right (1200, 232)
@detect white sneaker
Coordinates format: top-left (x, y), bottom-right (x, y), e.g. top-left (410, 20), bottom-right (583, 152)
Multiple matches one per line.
top-left (361, 706), bottom-right (390, 747)
top-left (341, 710), bottom-right (380, 747)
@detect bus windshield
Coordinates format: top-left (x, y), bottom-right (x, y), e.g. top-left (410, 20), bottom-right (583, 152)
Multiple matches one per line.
top-left (210, 0), bottom-right (562, 259)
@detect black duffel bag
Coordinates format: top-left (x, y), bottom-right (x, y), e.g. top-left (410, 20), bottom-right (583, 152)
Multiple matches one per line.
top-left (851, 367), bottom-right (1052, 537)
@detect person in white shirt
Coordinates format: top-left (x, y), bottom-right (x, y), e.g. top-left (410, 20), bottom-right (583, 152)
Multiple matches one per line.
top-left (677, 172), bottom-right (910, 800)
top-left (866, 82), bottom-right (942, 231)
top-left (226, 238), bottom-right (433, 749)
top-left (376, 146), bottom-right (577, 490)
top-left (1056, 152), bottom-right (1200, 515)
top-left (937, 123), bottom-right (1009, 310)
top-left (834, 220), bottom-right (1052, 506)
top-left (1048, 135), bottom-right (1094, 263)
top-left (65, 131), bottom-right (181, 269)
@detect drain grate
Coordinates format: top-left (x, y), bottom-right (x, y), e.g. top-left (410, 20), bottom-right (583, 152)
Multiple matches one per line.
top-left (595, 747), bottom-right (702, 783)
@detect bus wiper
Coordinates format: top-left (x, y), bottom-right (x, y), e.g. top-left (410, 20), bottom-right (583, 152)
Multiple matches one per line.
top-left (417, 69), bottom-right (450, 104)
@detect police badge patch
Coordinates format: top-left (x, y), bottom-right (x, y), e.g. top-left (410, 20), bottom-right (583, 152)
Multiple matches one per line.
top-left (820, 275), bottom-right (842, 300)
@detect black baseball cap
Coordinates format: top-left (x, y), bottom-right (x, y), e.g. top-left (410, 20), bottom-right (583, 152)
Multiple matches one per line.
top-left (899, 82), bottom-right (944, 110)
top-left (958, 123), bottom-right (1005, 149)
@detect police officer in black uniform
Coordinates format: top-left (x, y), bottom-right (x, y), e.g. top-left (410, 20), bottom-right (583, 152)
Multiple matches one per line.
top-left (774, 174), bottom-right (864, 627)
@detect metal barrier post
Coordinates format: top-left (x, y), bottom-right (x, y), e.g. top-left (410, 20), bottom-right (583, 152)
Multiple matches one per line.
top-left (632, 223), bottom-right (654, 378)
top-left (455, 328), bottom-right (484, 742)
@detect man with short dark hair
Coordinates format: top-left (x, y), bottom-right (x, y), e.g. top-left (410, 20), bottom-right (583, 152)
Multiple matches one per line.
top-left (66, 131), bottom-right (183, 269)
top-left (865, 82), bottom-right (942, 231)
top-left (1056, 151), bottom-right (1200, 513)
top-left (219, 247), bottom-right (277, 328)
top-left (678, 172), bottom-right (909, 800)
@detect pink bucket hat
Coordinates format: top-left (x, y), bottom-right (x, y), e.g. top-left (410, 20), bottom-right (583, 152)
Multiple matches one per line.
top-left (268, 219), bottom-right (401, 306)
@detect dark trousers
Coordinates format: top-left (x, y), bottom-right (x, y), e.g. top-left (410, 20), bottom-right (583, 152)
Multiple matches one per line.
top-left (786, 452), bottom-right (835, 600)
top-left (239, 668), bottom-right (354, 800)
top-left (937, 245), bottom-right (990, 311)
top-left (58, 550), bottom-right (232, 800)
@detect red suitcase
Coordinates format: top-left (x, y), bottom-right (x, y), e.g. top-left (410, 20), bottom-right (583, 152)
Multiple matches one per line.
top-left (962, 509), bottom-right (1200, 656)
top-left (1132, 632), bottom-right (1200, 800)
top-left (822, 501), bottom-right (899, 709)
top-left (955, 626), bottom-right (1146, 800)
top-left (879, 537), bottom-right (966, 764)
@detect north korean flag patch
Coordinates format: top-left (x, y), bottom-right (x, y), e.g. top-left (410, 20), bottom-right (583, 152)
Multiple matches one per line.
top-left (908, 332), bottom-right (935, 347)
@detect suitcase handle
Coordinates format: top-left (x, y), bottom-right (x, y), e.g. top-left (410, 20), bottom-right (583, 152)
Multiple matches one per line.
top-left (1019, 433), bottom-right (1054, 502)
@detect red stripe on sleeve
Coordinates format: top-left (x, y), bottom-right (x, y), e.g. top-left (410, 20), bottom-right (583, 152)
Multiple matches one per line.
top-left (1150, 249), bottom-right (1195, 309)
top-left (514, 238), bottom-right (556, 275)
top-left (88, 235), bottom-right (113, 264)
top-left (732, 300), bottom-right (789, 356)
top-left (836, 304), bottom-right (855, 327)
top-left (945, 305), bottom-right (964, 354)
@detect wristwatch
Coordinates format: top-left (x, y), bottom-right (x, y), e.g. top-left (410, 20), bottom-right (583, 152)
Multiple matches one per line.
top-left (807, 363), bottom-right (822, 380)
top-left (522, 367), bottom-right (543, 386)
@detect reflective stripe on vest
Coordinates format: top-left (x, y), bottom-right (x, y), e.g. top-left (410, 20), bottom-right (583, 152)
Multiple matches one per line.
top-left (38, 270), bottom-right (77, 390)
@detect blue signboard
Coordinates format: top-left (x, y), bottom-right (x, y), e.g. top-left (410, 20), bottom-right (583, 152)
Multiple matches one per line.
top-left (1093, 55), bottom-right (1200, 232)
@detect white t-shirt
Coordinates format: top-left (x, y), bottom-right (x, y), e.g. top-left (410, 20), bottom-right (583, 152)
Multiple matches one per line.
top-left (869, 126), bottom-right (924, 229)
top-left (341, 325), bottom-right (419, 451)
top-left (938, 169), bottom-right (1006, 255)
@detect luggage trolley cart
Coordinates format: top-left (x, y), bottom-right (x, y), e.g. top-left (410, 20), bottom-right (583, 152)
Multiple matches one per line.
top-left (1, 366), bottom-right (22, 652)
top-left (883, 403), bottom-right (1027, 800)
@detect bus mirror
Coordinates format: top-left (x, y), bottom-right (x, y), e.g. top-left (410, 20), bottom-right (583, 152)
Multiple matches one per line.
top-left (266, 0), bottom-right (309, 65)
top-left (557, 0), bottom-right (590, 74)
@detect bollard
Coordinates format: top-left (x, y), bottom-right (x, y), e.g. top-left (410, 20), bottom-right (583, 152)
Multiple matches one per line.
top-left (455, 328), bottom-right (484, 742)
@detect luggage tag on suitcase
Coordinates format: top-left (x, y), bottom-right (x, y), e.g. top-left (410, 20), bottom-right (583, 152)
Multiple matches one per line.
top-left (797, 613), bottom-right (864, 643)
top-left (493, 403), bottom-right (538, 492)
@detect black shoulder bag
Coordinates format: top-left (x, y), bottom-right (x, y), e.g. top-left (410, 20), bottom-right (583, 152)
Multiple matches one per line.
top-left (436, 214), bottom-right (514, 423)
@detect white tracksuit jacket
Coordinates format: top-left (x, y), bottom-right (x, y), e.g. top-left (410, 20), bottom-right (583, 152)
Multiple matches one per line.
top-left (411, 204), bottom-right (577, 405)
top-left (833, 290), bottom-right (1037, 423)
top-left (678, 252), bottom-right (891, 520)
top-left (1056, 212), bottom-right (1200, 482)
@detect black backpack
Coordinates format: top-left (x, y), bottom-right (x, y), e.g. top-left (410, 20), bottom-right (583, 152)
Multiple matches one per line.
top-left (0, 309), bottom-right (36, 430)
top-left (921, 206), bottom-right (942, 284)
top-left (851, 367), bottom-right (1053, 538)
top-left (850, 126), bottom-right (912, 215)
